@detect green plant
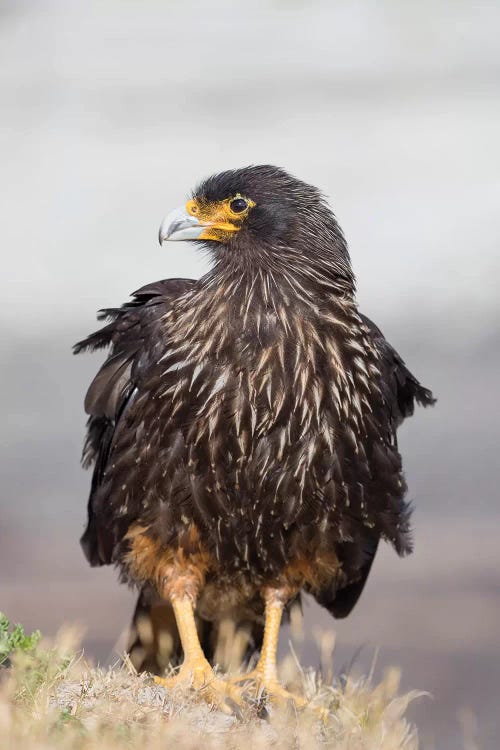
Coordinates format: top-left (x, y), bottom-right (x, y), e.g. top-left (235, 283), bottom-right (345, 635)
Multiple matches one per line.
top-left (0, 612), bottom-right (41, 666)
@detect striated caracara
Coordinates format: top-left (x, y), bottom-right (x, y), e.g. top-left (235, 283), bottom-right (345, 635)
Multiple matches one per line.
top-left (75, 165), bottom-right (435, 713)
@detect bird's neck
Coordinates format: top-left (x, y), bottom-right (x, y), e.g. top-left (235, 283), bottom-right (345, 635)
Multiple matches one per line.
top-left (201, 250), bottom-right (356, 313)
top-left (180, 263), bottom-right (358, 345)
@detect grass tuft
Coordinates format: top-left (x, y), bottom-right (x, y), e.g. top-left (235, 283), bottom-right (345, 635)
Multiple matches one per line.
top-left (0, 619), bottom-right (424, 749)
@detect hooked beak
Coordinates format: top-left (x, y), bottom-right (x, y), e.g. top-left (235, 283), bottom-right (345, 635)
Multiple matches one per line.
top-left (158, 207), bottom-right (206, 245)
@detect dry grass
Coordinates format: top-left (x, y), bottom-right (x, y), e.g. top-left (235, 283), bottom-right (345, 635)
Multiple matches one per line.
top-left (0, 627), bottom-right (424, 750)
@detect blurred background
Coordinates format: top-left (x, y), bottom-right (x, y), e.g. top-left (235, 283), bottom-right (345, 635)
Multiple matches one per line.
top-left (1, 1), bottom-right (499, 747)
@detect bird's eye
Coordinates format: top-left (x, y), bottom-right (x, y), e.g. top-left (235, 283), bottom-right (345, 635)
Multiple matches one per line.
top-left (229, 198), bottom-right (248, 214)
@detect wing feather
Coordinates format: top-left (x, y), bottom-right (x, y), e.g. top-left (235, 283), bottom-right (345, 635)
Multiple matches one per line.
top-left (316, 313), bottom-right (435, 618)
top-left (74, 278), bottom-right (195, 566)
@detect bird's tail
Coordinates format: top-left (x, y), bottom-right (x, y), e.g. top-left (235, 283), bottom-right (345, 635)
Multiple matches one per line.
top-left (127, 587), bottom-right (264, 675)
top-left (127, 589), bottom-right (183, 675)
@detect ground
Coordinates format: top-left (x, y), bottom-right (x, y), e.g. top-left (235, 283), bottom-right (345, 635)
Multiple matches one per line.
top-left (0, 618), bottom-right (422, 750)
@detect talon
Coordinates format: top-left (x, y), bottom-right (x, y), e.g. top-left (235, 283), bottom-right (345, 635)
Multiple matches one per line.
top-left (155, 660), bottom-right (247, 714)
top-left (148, 596), bottom-right (250, 716)
top-left (229, 592), bottom-right (328, 719)
top-left (234, 671), bottom-right (305, 708)
top-left (232, 668), bottom-right (327, 717)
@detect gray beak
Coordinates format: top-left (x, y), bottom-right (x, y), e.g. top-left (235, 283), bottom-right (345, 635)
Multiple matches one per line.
top-left (158, 206), bottom-right (206, 245)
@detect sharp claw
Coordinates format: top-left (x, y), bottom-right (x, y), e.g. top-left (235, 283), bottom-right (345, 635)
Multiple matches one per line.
top-left (224, 696), bottom-right (244, 719)
top-left (230, 669), bottom-right (329, 721)
top-left (153, 662), bottom-right (253, 717)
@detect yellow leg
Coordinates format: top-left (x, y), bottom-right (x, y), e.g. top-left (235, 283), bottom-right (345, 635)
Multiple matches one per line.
top-left (154, 596), bottom-right (245, 714)
top-left (232, 590), bottom-right (311, 711)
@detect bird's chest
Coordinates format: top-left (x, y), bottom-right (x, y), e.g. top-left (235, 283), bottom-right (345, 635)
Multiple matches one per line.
top-left (153, 306), bottom-right (373, 470)
top-left (126, 304), bottom-right (382, 575)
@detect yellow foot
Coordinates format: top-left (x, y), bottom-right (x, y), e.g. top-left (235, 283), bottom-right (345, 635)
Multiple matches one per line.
top-left (232, 669), bottom-right (328, 720)
top-left (154, 656), bottom-right (246, 715)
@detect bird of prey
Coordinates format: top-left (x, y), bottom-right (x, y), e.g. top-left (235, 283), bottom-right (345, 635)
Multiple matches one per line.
top-left (75, 165), bottom-right (434, 712)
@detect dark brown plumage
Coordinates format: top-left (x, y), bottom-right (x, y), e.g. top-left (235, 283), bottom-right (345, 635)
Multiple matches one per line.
top-left (75, 165), bottom-right (435, 678)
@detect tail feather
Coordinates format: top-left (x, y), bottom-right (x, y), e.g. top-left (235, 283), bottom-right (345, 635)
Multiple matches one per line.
top-left (127, 590), bottom-right (182, 674)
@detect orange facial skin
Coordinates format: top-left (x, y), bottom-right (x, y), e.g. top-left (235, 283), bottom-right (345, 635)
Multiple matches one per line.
top-left (186, 195), bottom-right (256, 242)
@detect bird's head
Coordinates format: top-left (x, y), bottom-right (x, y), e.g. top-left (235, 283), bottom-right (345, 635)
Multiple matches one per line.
top-left (159, 165), bottom-right (354, 291)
